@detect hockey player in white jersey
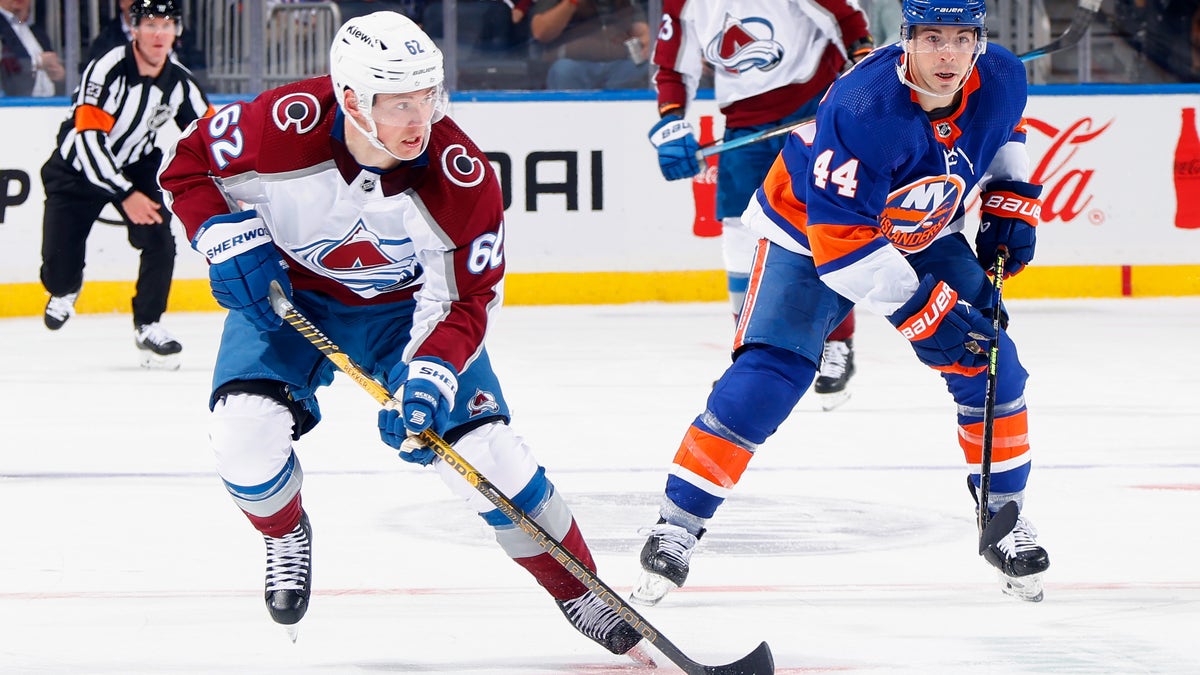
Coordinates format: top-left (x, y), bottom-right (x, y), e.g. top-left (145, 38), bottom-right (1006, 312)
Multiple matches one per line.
top-left (159, 11), bottom-right (649, 660)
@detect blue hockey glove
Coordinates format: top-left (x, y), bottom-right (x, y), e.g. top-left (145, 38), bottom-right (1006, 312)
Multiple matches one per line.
top-left (378, 357), bottom-right (458, 463)
top-left (977, 180), bottom-right (1042, 277)
top-left (648, 114), bottom-right (701, 181)
top-left (888, 275), bottom-right (994, 377)
top-left (192, 211), bottom-right (289, 332)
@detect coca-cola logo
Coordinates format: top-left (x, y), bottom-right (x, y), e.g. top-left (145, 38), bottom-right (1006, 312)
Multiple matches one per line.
top-left (1024, 116), bottom-right (1112, 225)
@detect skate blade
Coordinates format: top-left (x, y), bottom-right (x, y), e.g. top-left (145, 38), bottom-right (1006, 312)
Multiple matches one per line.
top-left (625, 640), bottom-right (657, 668)
top-left (282, 623), bottom-right (300, 643)
top-left (817, 389), bottom-right (851, 411)
top-left (629, 572), bottom-right (677, 607)
top-left (138, 351), bottom-right (181, 371)
top-left (998, 571), bottom-right (1045, 602)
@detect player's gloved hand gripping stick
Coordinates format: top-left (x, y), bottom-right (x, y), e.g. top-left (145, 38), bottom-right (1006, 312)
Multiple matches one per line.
top-left (266, 280), bottom-right (775, 675)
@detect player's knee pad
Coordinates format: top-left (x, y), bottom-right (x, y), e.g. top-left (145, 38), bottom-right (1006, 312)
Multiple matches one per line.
top-left (433, 421), bottom-right (540, 515)
top-left (720, 217), bottom-right (759, 275)
top-left (707, 344), bottom-right (816, 446)
top-left (210, 392), bottom-right (298, 489)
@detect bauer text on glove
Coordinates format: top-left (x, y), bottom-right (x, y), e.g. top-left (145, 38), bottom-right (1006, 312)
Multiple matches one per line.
top-left (977, 179), bottom-right (1042, 277)
top-left (888, 275), bottom-right (994, 377)
top-left (648, 114), bottom-right (701, 181)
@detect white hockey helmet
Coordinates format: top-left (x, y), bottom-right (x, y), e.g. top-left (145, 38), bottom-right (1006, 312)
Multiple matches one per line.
top-left (329, 11), bottom-right (447, 158)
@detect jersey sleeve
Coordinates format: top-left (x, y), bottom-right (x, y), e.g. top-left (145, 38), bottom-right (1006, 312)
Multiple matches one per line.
top-left (404, 154), bottom-right (506, 375)
top-left (652, 0), bottom-right (702, 117)
top-left (72, 51), bottom-right (134, 197)
top-left (160, 98), bottom-right (267, 242)
top-left (804, 103), bottom-right (919, 316)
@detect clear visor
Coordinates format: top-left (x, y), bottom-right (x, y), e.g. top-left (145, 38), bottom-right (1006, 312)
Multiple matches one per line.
top-left (370, 85), bottom-right (447, 128)
top-left (134, 16), bottom-right (183, 37)
top-left (903, 28), bottom-right (984, 55)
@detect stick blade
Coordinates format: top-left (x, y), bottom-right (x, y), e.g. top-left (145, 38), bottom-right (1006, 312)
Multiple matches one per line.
top-left (267, 280), bottom-right (291, 318)
top-left (703, 641), bottom-right (774, 675)
top-left (979, 500), bottom-right (1019, 554)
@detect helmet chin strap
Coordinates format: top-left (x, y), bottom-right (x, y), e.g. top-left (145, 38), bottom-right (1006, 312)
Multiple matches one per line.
top-left (895, 51), bottom-right (979, 100)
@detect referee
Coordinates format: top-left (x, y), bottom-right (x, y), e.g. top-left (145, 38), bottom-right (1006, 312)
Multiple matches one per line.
top-left (39, 0), bottom-right (212, 370)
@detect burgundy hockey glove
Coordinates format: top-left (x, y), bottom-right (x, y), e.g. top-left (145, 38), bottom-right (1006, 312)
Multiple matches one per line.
top-left (888, 275), bottom-right (993, 377)
top-left (977, 180), bottom-right (1042, 277)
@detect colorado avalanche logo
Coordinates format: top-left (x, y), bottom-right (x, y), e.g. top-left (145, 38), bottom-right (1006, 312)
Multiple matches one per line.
top-left (272, 92), bottom-right (322, 135)
top-left (703, 14), bottom-right (784, 74)
top-left (442, 144), bottom-right (486, 188)
top-left (878, 176), bottom-right (967, 252)
top-left (294, 219), bottom-right (423, 296)
top-left (467, 389), bottom-right (501, 417)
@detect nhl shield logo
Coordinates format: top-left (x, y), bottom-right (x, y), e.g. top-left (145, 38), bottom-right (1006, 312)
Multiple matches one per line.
top-left (936, 122), bottom-right (953, 139)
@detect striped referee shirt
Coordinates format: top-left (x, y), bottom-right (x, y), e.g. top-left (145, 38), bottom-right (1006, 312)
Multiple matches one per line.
top-left (54, 43), bottom-right (213, 198)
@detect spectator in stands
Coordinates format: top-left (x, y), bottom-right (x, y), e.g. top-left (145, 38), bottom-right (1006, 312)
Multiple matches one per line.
top-left (86, 0), bottom-right (135, 64)
top-left (530, 0), bottom-right (649, 90)
top-left (335, 0), bottom-right (428, 25)
top-left (0, 0), bottom-right (66, 96)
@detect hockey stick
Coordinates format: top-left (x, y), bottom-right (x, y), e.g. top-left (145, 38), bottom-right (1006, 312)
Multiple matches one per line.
top-left (976, 254), bottom-right (1019, 554)
top-left (697, 0), bottom-right (1104, 159)
top-left (266, 281), bottom-right (775, 675)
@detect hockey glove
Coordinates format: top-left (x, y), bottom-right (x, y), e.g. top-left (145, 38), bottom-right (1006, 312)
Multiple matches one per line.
top-left (977, 180), bottom-right (1042, 277)
top-left (648, 114), bottom-right (702, 181)
top-left (192, 211), bottom-right (290, 332)
top-left (888, 275), bottom-right (993, 377)
top-left (378, 357), bottom-right (458, 464)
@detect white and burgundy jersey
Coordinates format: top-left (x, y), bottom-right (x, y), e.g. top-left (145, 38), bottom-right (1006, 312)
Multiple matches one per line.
top-left (160, 77), bottom-right (505, 372)
top-left (653, 0), bottom-right (870, 127)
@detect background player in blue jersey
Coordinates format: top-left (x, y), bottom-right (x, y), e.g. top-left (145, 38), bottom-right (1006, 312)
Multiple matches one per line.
top-left (633, 0), bottom-right (1051, 606)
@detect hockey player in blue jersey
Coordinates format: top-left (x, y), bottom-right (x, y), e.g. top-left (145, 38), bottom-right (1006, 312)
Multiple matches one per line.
top-left (632, 0), bottom-right (1051, 606)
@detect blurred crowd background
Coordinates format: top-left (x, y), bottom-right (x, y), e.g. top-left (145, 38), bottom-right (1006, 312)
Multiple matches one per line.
top-left (4, 0), bottom-right (1199, 100)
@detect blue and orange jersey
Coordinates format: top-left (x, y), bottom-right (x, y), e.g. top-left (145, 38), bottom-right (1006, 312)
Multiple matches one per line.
top-left (743, 42), bottom-right (1032, 316)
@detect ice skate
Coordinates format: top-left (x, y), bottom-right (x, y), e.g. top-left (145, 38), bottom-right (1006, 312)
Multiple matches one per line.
top-left (264, 512), bottom-right (312, 640)
top-left (814, 338), bottom-right (854, 411)
top-left (43, 292), bottom-right (78, 330)
top-left (630, 519), bottom-right (702, 606)
top-left (556, 590), bottom-right (653, 665)
top-left (134, 322), bottom-right (183, 370)
top-left (982, 513), bottom-right (1049, 602)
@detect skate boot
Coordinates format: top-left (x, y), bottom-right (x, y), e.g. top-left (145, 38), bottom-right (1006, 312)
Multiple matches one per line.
top-left (134, 322), bottom-right (183, 370)
top-left (264, 512), bottom-right (313, 639)
top-left (44, 292), bottom-right (79, 330)
top-left (814, 338), bottom-right (854, 410)
top-left (982, 513), bottom-right (1049, 602)
top-left (630, 519), bottom-right (703, 606)
top-left (555, 590), bottom-right (650, 662)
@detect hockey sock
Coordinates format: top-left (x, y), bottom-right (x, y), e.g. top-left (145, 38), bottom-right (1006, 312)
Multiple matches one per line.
top-left (828, 310), bottom-right (855, 341)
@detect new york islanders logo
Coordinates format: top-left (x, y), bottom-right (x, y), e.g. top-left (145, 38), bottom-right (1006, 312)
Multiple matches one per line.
top-left (879, 176), bottom-right (967, 252)
top-left (703, 14), bottom-right (783, 74)
top-left (294, 219), bottom-right (422, 296)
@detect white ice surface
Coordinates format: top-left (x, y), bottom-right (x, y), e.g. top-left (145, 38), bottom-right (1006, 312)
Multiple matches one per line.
top-left (2, 298), bottom-right (1198, 674)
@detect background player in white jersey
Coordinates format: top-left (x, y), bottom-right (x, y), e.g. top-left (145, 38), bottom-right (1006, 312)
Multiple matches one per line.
top-left (39, 0), bottom-right (211, 369)
top-left (633, 0), bottom-right (1050, 606)
top-left (159, 12), bottom-right (648, 659)
top-left (646, 0), bottom-right (873, 409)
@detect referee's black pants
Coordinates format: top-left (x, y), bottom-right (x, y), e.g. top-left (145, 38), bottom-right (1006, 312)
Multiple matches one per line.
top-left (40, 150), bottom-right (176, 327)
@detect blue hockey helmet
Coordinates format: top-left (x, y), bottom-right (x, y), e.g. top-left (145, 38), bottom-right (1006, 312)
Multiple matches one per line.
top-left (901, 0), bottom-right (987, 29)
